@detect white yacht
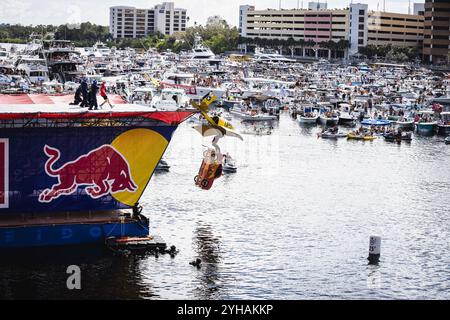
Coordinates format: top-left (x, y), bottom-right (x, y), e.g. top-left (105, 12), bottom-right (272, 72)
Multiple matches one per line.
top-left (253, 48), bottom-right (296, 63)
top-left (189, 36), bottom-right (215, 60)
top-left (15, 55), bottom-right (49, 84)
top-left (93, 41), bottom-right (111, 57)
top-left (0, 47), bottom-right (8, 62)
top-left (151, 88), bottom-right (191, 111)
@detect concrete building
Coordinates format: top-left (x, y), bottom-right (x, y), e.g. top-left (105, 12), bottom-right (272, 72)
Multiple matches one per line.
top-left (239, 6), bottom-right (349, 42)
top-left (367, 11), bottom-right (424, 48)
top-left (349, 3), bottom-right (368, 56)
top-left (413, 3), bottom-right (425, 16)
top-left (109, 2), bottom-right (187, 39)
top-left (238, 2), bottom-right (437, 59)
top-left (422, 0), bottom-right (450, 64)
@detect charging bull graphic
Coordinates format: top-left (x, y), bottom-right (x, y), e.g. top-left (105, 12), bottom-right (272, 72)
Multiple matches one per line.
top-left (39, 144), bottom-right (138, 203)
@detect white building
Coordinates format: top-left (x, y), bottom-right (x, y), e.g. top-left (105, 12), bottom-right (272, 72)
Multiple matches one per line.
top-left (413, 3), bottom-right (425, 16)
top-left (109, 2), bottom-right (187, 39)
top-left (308, 2), bottom-right (328, 10)
top-left (349, 3), bottom-right (368, 56)
top-left (239, 5), bottom-right (254, 37)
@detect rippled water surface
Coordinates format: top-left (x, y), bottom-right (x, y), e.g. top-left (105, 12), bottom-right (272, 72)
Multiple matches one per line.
top-left (1, 113), bottom-right (449, 299)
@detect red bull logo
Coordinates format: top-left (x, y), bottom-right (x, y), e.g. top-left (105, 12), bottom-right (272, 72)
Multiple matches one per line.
top-left (39, 144), bottom-right (137, 203)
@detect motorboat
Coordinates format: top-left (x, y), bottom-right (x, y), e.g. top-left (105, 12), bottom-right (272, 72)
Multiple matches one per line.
top-left (253, 48), bottom-right (296, 63)
top-left (15, 55), bottom-right (49, 84)
top-left (151, 88), bottom-right (190, 111)
top-left (241, 125), bottom-right (273, 135)
top-left (317, 127), bottom-right (348, 139)
top-left (384, 131), bottom-right (412, 142)
top-left (317, 128), bottom-right (348, 139)
top-left (222, 155), bottom-right (237, 173)
top-left (93, 41), bottom-right (111, 57)
top-left (319, 109), bottom-right (339, 126)
top-left (297, 113), bottom-right (319, 124)
top-left (437, 112), bottom-right (450, 136)
top-left (337, 103), bottom-right (356, 125)
top-left (361, 119), bottom-right (391, 126)
top-left (396, 117), bottom-right (415, 131)
top-left (188, 36), bottom-right (215, 60)
top-left (416, 120), bottom-right (437, 136)
top-left (445, 136), bottom-right (450, 145)
top-left (155, 159), bottom-right (171, 172)
top-left (230, 109), bottom-right (277, 121)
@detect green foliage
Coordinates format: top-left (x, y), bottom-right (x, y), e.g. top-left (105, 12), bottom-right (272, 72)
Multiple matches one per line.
top-left (0, 18), bottom-right (240, 54)
top-left (359, 44), bottom-right (418, 62)
top-left (238, 37), bottom-right (350, 51)
top-left (180, 19), bottom-right (240, 54)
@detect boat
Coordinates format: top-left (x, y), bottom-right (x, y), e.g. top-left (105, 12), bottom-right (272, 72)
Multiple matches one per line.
top-left (445, 136), bottom-right (450, 145)
top-left (415, 110), bottom-right (437, 136)
top-left (317, 129), bottom-right (348, 139)
top-left (188, 36), bottom-right (215, 60)
top-left (296, 107), bottom-right (319, 125)
top-left (384, 131), bottom-right (413, 142)
top-left (319, 110), bottom-right (339, 126)
top-left (396, 117), bottom-right (415, 131)
top-left (361, 119), bottom-right (391, 126)
top-left (338, 103), bottom-right (356, 125)
top-left (253, 48), bottom-right (296, 63)
top-left (347, 132), bottom-right (377, 141)
top-left (151, 88), bottom-right (190, 111)
top-left (222, 155), bottom-right (237, 173)
top-left (230, 109), bottom-right (277, 121)
top-left (437, 112), bottom-right (450, 136)
top-left (41, 40), bottom-right (83, 83)
top-left (241, 125), bottom-right (273, 135)
top-left (0, 93), bottom-right (192, 248)
top-left (155, 159), bottom-right (171, 172)
top-left (416, 121), bottom-right (437, 136)
top-left (92, 41), bottom-right (111, 58)
top-left (15, 56), bottom-right (49, 84)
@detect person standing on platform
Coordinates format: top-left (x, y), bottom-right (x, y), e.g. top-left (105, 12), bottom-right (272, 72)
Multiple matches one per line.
top-left (99, 82), bottom-right (113, 109)
top-left (88, 80), bottom-right (99, 110)
top-left (80, 78), bottom-right (89, 108)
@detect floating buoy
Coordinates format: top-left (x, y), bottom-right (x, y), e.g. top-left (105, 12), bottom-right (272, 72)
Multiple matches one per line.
top-left (368, 236), bottom-right (381, 264)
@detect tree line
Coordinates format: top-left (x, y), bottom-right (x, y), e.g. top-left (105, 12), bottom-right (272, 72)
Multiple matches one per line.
top-left (0, 21), bottom-right (420, 62)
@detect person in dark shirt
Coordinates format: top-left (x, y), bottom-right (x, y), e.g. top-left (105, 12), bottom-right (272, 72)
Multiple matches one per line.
top-left (79, 79), bottom-right (89, 108)
top-left (88, 80), bottom-right (99, 110)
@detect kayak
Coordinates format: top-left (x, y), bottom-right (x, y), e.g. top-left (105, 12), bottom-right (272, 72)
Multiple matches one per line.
top-left (347, 133), bottom-right (377, 141)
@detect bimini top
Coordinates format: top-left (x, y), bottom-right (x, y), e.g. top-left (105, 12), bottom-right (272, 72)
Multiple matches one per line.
top-left (0, 94), bottom-right (192, 125)
top-left (361, 119), bottom-right (391, 126)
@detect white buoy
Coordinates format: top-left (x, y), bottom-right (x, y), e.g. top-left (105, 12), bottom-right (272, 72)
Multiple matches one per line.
top-left (368, 236), bottom-right (381, 264)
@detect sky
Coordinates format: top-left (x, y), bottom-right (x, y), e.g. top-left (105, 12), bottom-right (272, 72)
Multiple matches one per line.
top-left (0, 0), bottom-right (420, 27)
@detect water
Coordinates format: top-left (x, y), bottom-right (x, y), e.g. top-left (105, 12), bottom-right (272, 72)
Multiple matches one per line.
top-left (1, 113), bottom-right (449, 299)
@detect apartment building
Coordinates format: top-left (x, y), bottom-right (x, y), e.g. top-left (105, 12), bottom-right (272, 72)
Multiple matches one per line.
top-left (109, 2), bottom-right (187, 39)
top-left (422, 0), bottom-right (450, 64)
top-left (367, 11), bottom-right (424, 48)
top-left (349, 3), bottom-right (368, 55)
